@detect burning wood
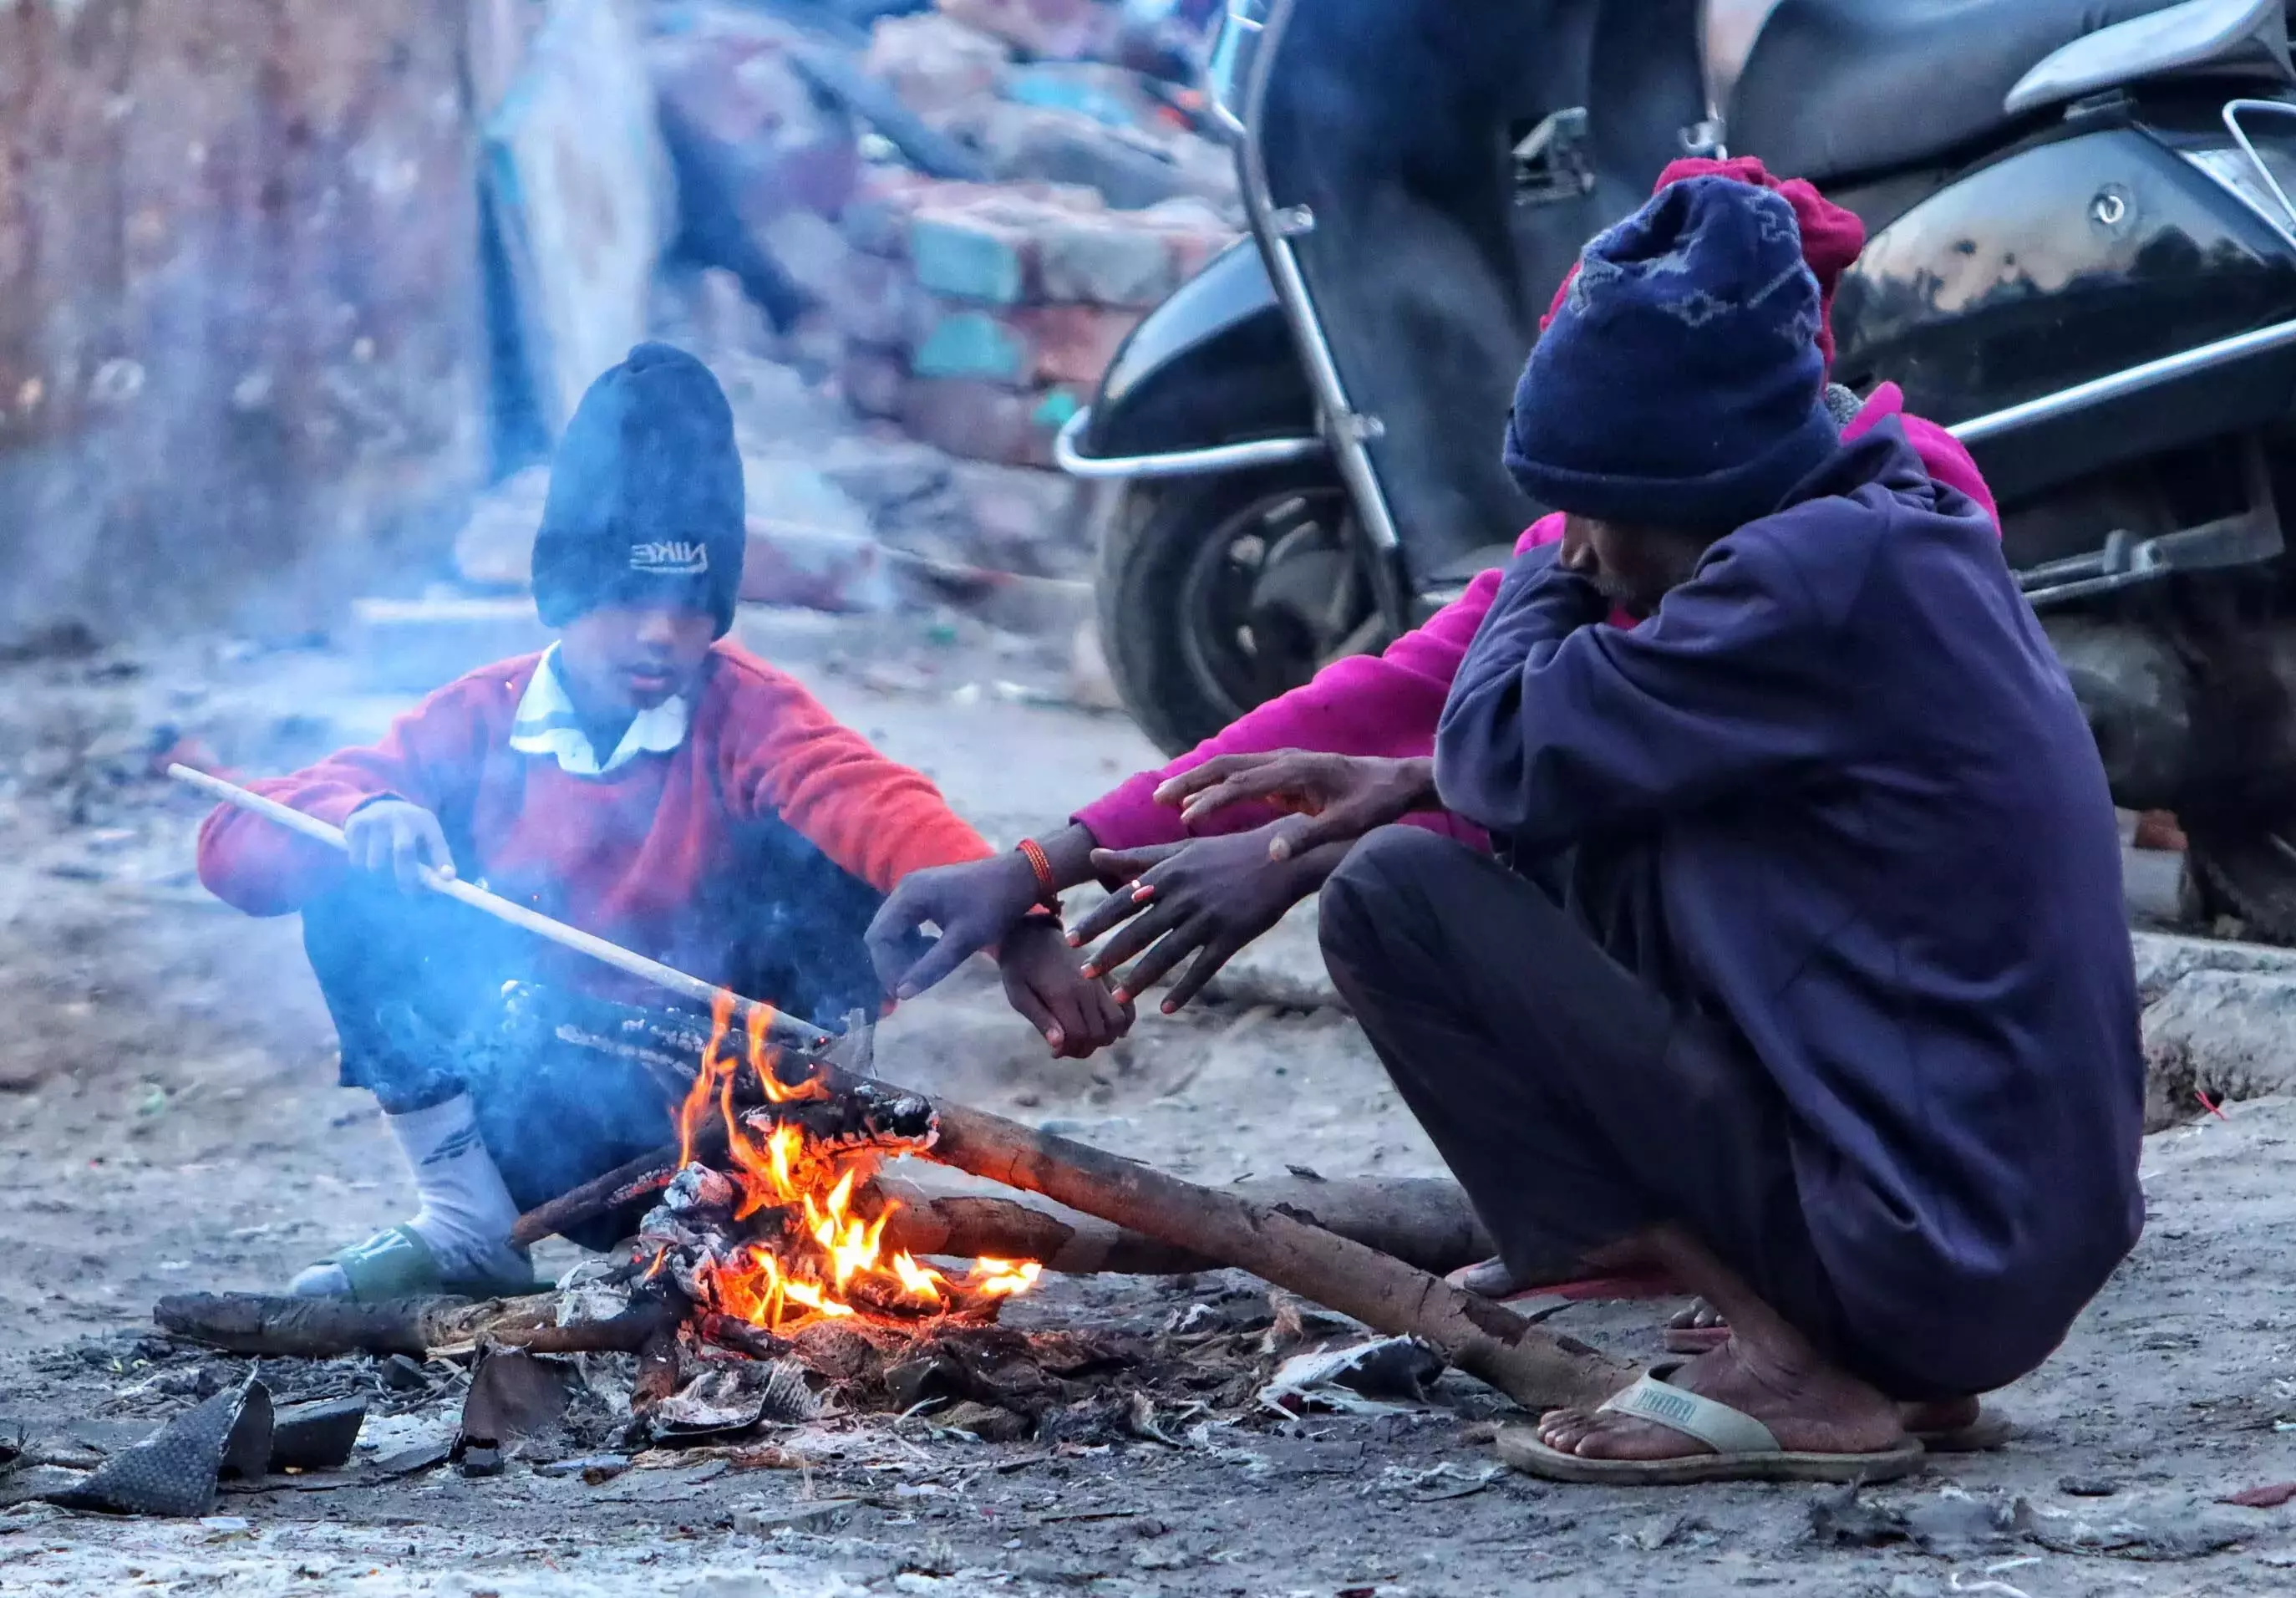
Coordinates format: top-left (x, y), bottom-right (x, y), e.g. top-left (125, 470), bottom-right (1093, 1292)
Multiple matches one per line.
top-left (626, 995), bottom-right (1044, 1350)
top-left (552, 991), bottom-right (1623, 1416)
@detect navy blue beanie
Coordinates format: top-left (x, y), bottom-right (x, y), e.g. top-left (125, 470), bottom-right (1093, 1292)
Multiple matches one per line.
top-left (532, 343), bottom-right (746, 636)
top-left (1503, 176), bottom-right (1839, 529)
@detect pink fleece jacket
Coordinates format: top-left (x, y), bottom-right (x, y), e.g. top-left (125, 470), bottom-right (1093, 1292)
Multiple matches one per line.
top-left (1073, 383), bottom-right (2000, 852)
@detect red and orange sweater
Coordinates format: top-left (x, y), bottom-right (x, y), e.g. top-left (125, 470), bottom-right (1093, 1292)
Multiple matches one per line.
top-left (198, 642), bottom-right (993, 1004)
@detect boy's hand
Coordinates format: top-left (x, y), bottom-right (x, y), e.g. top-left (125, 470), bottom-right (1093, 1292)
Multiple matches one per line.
top-left (1069, 827), bottom-right (1344, 1015)
top-left (866, 852), bottom-right (1047, 1001)
top-left (997, 917), bottom-right (1133, 1058)
top-left (343, 800), bottom-right (456, 893)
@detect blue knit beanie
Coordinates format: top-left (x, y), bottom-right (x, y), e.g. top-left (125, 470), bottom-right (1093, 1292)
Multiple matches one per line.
top-left (532, 343), bottom-right (746, 636)
top-left (1503, 176), bottom-right (1839, 529)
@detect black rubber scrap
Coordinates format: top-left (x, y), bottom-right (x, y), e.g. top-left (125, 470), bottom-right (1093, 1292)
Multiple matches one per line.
top-left (267, 1398), bottom-right (368, 1473)
top-left (44, 1378), bottom-right (274, 1517)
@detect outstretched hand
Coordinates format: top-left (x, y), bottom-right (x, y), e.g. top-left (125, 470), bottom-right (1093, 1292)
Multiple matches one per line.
top-left (865, 851), bottom-right (1045, 1001)
top-left (1068, 827), bottom-right (1341, 1015)
top-left (1152, 751), bottom-right (1437, 861)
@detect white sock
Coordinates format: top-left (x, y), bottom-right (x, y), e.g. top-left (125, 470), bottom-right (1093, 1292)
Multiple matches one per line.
top-left (389, 1094), bottom-right (524, 1270)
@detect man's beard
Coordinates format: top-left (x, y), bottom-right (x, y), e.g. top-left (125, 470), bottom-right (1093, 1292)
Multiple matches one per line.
top-left (1588, 567), bottom-right (1649, 617)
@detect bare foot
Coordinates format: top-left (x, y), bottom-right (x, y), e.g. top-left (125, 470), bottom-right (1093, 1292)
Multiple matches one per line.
top-left (1669, 1298), bottom-right (1726, 1336)
top-left (1902, 1395), bottom-right (1981, 1435)
top-left (1449, 1252), bottom-right (1677, 1300)
top-left (1446, 1257), bottom-right (1526, 1295)
top-left (1536, 1337), bottom-right (1907, 1461)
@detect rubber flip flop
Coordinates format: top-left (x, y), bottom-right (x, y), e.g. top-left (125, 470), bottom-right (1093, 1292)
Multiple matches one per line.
top-left (1661, 1316), bottom-right (2013, 1453)
top-left (1496, 1361), bottom-right (1926, 1487)
top-left (320, 1225), bottom-right (541, 1303)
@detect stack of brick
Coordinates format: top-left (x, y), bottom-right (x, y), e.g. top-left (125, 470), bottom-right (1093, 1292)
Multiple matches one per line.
top-left (832, 171), bottom-right (1236, 467)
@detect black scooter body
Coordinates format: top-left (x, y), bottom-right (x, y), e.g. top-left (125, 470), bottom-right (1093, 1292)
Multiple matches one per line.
top-left (1082, 240), bottom-right (1311, 461)
top-left (1083, 107), bottom-right (2296, 554)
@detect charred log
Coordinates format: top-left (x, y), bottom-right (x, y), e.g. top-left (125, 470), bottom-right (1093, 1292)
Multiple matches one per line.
top-left (152, 1293), bottom-right (555, 1358)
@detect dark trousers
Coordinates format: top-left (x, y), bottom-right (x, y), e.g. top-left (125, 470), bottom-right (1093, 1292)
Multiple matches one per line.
top-left (1319, 827), bottom-right (1939, 1400)
top-left (302, 878), bottom-right (683, 1243)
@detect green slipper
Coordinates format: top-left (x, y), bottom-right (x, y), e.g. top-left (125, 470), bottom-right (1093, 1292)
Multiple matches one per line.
top-left (298, 1224), bottom-right (542, 1303)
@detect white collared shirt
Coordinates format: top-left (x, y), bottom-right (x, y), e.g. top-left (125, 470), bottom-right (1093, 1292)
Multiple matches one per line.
top-left (507, 645), bottom-right (691, 777)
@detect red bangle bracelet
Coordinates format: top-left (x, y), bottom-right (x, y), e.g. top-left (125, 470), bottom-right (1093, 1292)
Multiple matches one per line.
top-left (1016, 837), bottom-right (1059, 908)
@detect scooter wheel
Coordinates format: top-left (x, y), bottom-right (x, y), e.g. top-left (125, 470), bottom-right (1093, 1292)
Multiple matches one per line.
top-left (1092, 464), bottom-right (1379, 757)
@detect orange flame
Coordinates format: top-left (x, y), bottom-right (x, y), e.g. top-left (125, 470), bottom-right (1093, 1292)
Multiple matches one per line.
top-left (662, 990), bottom-right (1039, 1331)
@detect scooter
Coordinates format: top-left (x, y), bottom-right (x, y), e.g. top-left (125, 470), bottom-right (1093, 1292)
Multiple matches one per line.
top-left (1058, 0), bottom-right (2296, 934)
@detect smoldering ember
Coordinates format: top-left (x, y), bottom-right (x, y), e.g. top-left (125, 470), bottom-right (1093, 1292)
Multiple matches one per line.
top-left (22, 0), bottom-right (2296, 1595)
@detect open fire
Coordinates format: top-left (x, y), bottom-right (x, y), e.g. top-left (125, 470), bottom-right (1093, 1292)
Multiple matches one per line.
top-left (645, 995), bottom-right (1041, 1336)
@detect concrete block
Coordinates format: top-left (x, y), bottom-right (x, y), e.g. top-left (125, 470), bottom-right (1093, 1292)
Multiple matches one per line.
top-left (1035, 213), bottom-right (1181, 307)
top-left (2144, 968), bottom-right (2296, 1128)
top-left (2130, 929), bottom-right (2296, 1003)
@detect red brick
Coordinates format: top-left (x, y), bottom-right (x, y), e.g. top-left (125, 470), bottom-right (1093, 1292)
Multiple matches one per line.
top-left (1008, 303), bottom-right (1143, 386)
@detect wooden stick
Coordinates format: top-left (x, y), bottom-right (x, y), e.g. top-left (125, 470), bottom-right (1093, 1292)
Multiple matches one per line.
top-left (168, 764), bottom-right (833, 1058)
top-left (517, 1146), bottom-right (1492, 1278)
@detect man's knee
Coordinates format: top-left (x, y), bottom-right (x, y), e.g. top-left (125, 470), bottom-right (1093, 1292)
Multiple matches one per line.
top-left (1318, 826), bottom-right (1467, 968)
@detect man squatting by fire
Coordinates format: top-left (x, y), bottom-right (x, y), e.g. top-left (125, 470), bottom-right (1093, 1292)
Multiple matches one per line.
top-left (874, 175), bottom-right (2146, 1481)
top-left (196, 342), bottom-right (1123, 1302)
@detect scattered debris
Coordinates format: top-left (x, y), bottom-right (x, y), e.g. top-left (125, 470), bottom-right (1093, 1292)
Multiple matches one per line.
top-left (2226, 1481), bottom-right (2296, 1509)
top-left (41, 1378), bottom-right (272, 1518)
top-left (1259, 1336), bottom-right (1443, 1417)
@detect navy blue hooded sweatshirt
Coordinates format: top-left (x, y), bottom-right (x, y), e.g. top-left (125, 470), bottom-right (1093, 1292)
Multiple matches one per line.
top-left (1436, 421), bottom-right (2145, 1392)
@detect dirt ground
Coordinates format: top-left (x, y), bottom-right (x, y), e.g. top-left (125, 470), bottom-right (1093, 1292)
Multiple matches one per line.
top-left (8, 609), bottom-right (2296, 1597)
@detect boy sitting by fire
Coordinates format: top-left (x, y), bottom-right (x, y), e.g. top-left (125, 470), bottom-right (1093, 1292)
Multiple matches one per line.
top-left (196, 343), bottom-right (1120, 1302)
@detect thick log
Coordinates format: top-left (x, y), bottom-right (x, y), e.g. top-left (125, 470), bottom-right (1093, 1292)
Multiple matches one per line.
top-left (521, 1152), bottom-right (1493, 1278)
top-left (153, 1293), bottom-right (556, 1358)
top-left (872, 1173), bottom-right (1495, 1277)
top-left (495, 1305), bottom-right (677, 1356)
top-left (921, 1101), bottom-right (1628, 1412)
